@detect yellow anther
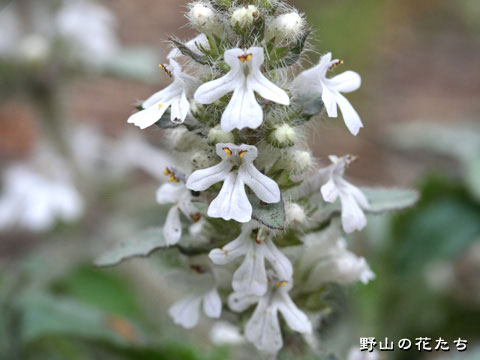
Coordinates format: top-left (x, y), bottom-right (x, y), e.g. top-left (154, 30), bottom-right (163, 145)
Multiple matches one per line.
top-left (275, 281), bottom-right (288, 288)
top-left (158, 103), bottom-right (164, 110)
top-left (238, 54), bottom-right (253, 63)
top-left (329, 60), bottom-right (344, 70)
top-left (345, 154), bottom-right (358, 166)
top-left (239, 150), bottom-right (248, 159)
top-left (223, 147), bottom-right (232, 157)
top-left (164, 168), bottom-right (172, 176)
top-left (158, 64), bottom-right (172, 77)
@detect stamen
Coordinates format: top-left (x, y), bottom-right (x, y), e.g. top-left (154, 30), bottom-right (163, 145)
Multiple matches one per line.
top-left (164, 167), bottom-right (172, 176)
top-left (239, 150), bottom-right (248, 158)
top-left (275, 281), bottom-right (288, 288)
top-left (345, 154), bottom-right (358, 166)
top-left (238, 53), bottom-right (253, 63)
top-left (223, 147), bottom-right (232, 157)
top-left (329, 60), bottom-right (344, 70)
top-left (158, 103), bottom-right (164, 110)
top-left (158, 64), bottom-right (172, 77)
top-left (190, 213), bottom-right (202, 223)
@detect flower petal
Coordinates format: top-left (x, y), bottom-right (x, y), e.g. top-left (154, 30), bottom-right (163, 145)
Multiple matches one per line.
top-left (263, 238), bottom-right (293, 281)
top-left (170, 90), bottom-right (190, 123)
top-left (335, 92), bottom-right (363, 136)
top-left (326, 70), bottom-right (361, 93)
top-left (220, 82), bottom-right (263, 132)
top-left (156, 183), bottom-right (185, 204)
top-left (127, 101), bottom-right (171, 129)
top-left (202, 288), bottom-right (222, 319)
top-left (249, 73), bottom-right (290, 106)
top-left (232, 241), bottom-right (267, 296)
top-left (245, 300), bottom-right (283, 354)
top-left (169, 296), bottom-right (202, 329)
top-left (186, 161), bottom-right (232, 191)
top-left (321, 178), bottom-right (339, 203)
top-left (276, 293), bottom-right (312, 334)
top-left (321, 85), bottom-right (338, 118)
top-left (239, 163), bottom-right (280, 204)
top-left (340, 179), bottom-right (370, 210)
top-left (163, 205), bottom-right (182, 245)
top-left (209, 231), bottom-right (250, 265)
top-left (340, 193), bottom-right (367, 233)
top-left (207, 172), bottom-right (252, 223)
top-left (228, 291), bottom-right (260, 312)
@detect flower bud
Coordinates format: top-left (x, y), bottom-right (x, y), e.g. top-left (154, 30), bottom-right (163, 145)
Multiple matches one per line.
top-left (188, 3), bottom-right (220, 35)
top-left (191, 149), bottom-right (217, 169)
top-left (289, 150), bottom-right (312, 174)
top-left (268, 123), bottom-right (297, 147)
top-left (267, 12), bottom-right (305, 43)
top-left (168, 127), bottom-right (201, 152)
top-left (208, 125), bottom-right (235, 144)
top-left (285, 202), bottom-right (306, 226)
top-left (231, 5), bottom-right (259, 30)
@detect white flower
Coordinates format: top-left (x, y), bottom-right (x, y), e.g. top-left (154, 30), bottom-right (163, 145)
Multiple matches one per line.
top-left (186, 143), bottom-right (280, 223)
top-left (228, 277), bottom-right (312, 354)
top-left (292, 52), bottom-right (362, 135)
top-left (194, 47), bottom-right (290, 132)
top-left (209, 224), bottom-right (292, 296)
top-left (0, 164), bottom-right (83, 232)
top-left (321, 155), bottom-right (370, 233)
top-left (169, 287), bottom-right (222, 329)
top-left (167, 33), bottom-right (209, 60)
top-left (304, 237), bottom-right (375, 287)
top-left (156, 170), bottom-right (201, 246)
top-left (128, 59), bottom-right (199, 129)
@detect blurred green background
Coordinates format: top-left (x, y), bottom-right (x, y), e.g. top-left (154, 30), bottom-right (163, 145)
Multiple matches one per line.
top-left (1, 0), bottom-right (479, 359)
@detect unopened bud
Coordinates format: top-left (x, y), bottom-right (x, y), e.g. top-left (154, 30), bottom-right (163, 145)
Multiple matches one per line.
top-left (191, 150), bottom-right (217, 169)
top-left (268, 123), bottom-right (297, 147)
top-left (290, 150), bottom-right (312, 173)
top-left (188, 3), bottom-right (220, 35)
top-left (285, 202), bottom-right (307, 226)
top-left (231, 5), bottom-right (259, 30)
top-left (267, 12), bottom-right (305, 42)
top-left (208, 125), bottom-right (235, 144)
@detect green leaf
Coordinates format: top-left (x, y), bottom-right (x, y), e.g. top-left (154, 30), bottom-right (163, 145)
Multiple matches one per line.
top-left (295, 92), bottom-right (324, 124)
top-left (154, 109), bottom-right (181, 129)
top-left (170, 39), bottom-right (210, 65)
top-left (274, 229), bottom-right (303, 247)
top-left (283, 30), bottom-right (311, 66)
top-left (250, 195), bottom-right (286, 230)
top-left (465, 153), bottom-right (480, 201)
top-left (16, 292), bottom-right (143, 345)
top-left (362, 187), bottom-right (420, 214)
top-left (94, 228), bottom-right (166, 268)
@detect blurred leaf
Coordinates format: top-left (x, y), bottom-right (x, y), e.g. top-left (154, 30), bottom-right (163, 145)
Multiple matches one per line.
top-left (16, 292), bottom-right (143, 346)
top-left (362, 187), bottom-right (420, 214)
top-left (53, 266), bottom-right (140, 318)
top-left (392, 176), bottom-right (480, 274)
top-left (250, 194), bottom-right (286, 230)
top-left (94, 228), bottom-right (166, 268)
top-left (465, 153), bottom-right (480, 201)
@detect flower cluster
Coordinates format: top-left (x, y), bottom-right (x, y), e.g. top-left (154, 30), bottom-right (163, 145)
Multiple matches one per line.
top-left (122, 0), bottom-right (410, 356)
